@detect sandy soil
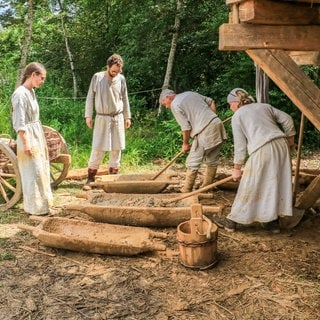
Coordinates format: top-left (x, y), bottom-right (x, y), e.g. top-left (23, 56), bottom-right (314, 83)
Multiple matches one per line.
top-left (0, 154), bottom-right (319, 320)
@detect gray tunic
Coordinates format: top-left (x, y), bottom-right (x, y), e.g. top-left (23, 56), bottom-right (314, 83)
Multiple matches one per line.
top-left (231, 103), bottom-right (296, 165)
top-left (171, 91), bottom-right (227, 170)
top-left (11, 86), bottom-right (53, 215)
top-left (228, 103), bottom-right (296, 224)
top-left (85, 71), bottom-right (131, 151)
top-left (171, 91), bottom-right (217, 138)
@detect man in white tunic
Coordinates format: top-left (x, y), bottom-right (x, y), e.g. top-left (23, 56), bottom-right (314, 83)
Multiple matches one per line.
top-left (159, 89), bottom-right (227, 192)
top-left (11, 62), bottom-right (53, 215)
top-left (84, 54), bottom-right (131, 190)
top-left (225, 88), bottom-right (296, 233)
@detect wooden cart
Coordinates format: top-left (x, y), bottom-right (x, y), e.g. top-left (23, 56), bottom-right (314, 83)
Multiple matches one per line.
top-left (0, 125), bottom-right (71, 211)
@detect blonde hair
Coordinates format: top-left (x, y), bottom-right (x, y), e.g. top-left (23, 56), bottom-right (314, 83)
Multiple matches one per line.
top-left (236, 90), bottom-right (255, 106)
top-left (227, 88), bottom-right (255, 106)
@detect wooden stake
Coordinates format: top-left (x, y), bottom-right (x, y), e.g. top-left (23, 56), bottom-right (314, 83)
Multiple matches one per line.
top-left (293, 113), bottom-right (305, 205)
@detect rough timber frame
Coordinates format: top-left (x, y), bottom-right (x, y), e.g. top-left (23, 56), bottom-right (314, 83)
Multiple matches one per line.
top-left (219, 0), bottom-right (320, 209)
top-left (220, 0), bottom-right (320, 131)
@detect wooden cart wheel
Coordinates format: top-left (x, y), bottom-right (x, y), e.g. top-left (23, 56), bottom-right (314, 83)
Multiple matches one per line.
top-left (42, 126), bottom-right (71, 188)
top-left (0, 141), bottom-right (22, 211)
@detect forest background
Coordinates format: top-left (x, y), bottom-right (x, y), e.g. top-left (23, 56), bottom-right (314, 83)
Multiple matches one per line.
top-left (0, 0), bottom-right (319, 170)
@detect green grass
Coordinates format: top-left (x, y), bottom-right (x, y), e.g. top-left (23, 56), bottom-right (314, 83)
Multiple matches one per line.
top-left (0, 251), bottom-right (15, 261)
top-left (0, 210), bottom-right (24, 224)
top-left (0, 238), bottom-right (15, 261)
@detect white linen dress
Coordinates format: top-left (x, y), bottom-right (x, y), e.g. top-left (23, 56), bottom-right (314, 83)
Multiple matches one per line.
top-left (228, 103), bottom-right (296, 224)
top-left (11, 86), bottom-right (53, 215)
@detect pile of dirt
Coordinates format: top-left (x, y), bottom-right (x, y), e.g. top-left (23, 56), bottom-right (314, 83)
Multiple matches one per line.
top-left (0, 155), bottom-right (319, 320)
top-left (90, 192), bottom-right (192, 208)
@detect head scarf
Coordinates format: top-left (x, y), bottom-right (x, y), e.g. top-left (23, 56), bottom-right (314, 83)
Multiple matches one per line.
top-left (227, 88), bottom-right (255, 106)
top-left (159, 89), bottom-right (175, 103)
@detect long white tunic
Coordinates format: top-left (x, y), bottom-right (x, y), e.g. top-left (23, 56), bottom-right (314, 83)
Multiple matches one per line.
top-left (11, 86), bottom-right (53, 215)
top-left (228, 103), bottom-right (296, 224)
top-left (85, 72), bottom-right (131, 151)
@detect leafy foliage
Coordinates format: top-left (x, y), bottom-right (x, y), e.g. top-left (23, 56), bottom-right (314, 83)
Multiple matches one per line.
top-left (0, 0), bottom-right (318, 170)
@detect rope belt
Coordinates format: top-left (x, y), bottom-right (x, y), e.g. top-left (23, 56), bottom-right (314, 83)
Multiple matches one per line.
top-left (96, 111), bottom-right (123, 117)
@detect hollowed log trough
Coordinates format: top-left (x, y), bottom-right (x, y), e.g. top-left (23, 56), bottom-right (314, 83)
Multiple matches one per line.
top-left (66, 193), bottom-right (223, 228)
top-left (18, 216), bottom-right (167, 256)
top-left (90, 173), bottom-right (180, 194)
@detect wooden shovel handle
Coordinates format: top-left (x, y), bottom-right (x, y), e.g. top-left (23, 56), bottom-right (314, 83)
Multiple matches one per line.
top-left (163, 175), bottom-right (234, 204)
top-left (150, 118), bottom-right (231, 182)
top-left (222, 116), bottom-right (232, 124)
top-left (150, 151), bottom-right (184, 180)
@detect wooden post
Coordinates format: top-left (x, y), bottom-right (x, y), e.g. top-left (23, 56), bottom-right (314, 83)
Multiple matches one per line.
top-left (293, 113), bottom-right (305, 205)
top-left (232, 3), bottom-right (240, 24)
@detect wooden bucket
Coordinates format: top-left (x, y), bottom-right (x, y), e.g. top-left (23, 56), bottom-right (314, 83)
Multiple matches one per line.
top-left (177, 204), bottom-right (218, 270)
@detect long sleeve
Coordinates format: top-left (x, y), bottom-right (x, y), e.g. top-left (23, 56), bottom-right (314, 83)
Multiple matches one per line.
top-left (271, 107), bottom-right (296, 137)
top-left (85, 75), bottom-right (96, 118)
top-left (121, 77), bottom-right (131, 120)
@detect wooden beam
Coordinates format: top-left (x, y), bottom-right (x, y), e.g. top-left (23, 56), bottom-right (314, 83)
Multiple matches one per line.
top-left (238, 0), bottom-right (320, 25)
top-left (246, 49), bottom-right (320, 130)
top-left (295, 174), bottom-right (320, 209)
top-left (226, 0), bottom-right (320, 4)
top-left (219, 24), bottom-right (320, 51)
top-left (226, 0), bottom-right (244, 4)
top-left (288, 51), bottom-right (320, 65)
top-left (280, 0), bottom-right (320, 3)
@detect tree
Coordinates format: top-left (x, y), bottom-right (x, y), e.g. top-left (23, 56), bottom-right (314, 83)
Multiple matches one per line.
top-left (158, 0), bottom-right (182, 115)
top-left (57, 0), bottom-right (78, 99)
top-left (15, 0), bottom-right (33, 87)
top-left (161, 0), bottom-right (182, 92)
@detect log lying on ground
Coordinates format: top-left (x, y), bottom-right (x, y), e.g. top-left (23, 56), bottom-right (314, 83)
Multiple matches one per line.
top-left (294, 168), bottom-right (320, 176)
top-left (66, 165), bottom-right (109, 180)
top-left (292, 171), bottom-right (318, 186)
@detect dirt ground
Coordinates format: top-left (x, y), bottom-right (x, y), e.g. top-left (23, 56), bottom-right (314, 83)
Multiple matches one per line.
top-left (0, 154), bottom-right (319, 320)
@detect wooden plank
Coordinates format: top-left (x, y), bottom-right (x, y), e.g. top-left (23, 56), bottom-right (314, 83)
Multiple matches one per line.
top-left (295, 174), bottom-right (320, 209)
top-left (239, 0), bottom-right (320, 25)
top-left (219, 24), bottom-right (320, 51)
top-left (281, 0), bottom-right (320, 3)
top-left (246, 49), bottom-right (320, 130)
top-left (288, 51), bottom-right (320, 65)
top-left (226, 0), bottom-right (244, 4)
top-left (190, 204), bottom-right (204, 235)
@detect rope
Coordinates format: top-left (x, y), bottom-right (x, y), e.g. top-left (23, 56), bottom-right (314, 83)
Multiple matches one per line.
top-left (36, 87), bottom-right (163, 101)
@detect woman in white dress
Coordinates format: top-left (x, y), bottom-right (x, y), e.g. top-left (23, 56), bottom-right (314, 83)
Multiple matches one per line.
top-left (224, 88), bottom-right (296, 233)
top-left (11, 62), bottom-right (53, 215)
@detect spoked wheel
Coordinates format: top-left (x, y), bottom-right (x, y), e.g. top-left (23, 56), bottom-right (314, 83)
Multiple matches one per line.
top-left (0, 141), bottom-right (22, 211)
top-left (42, 126), bottom-right (71, 188)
